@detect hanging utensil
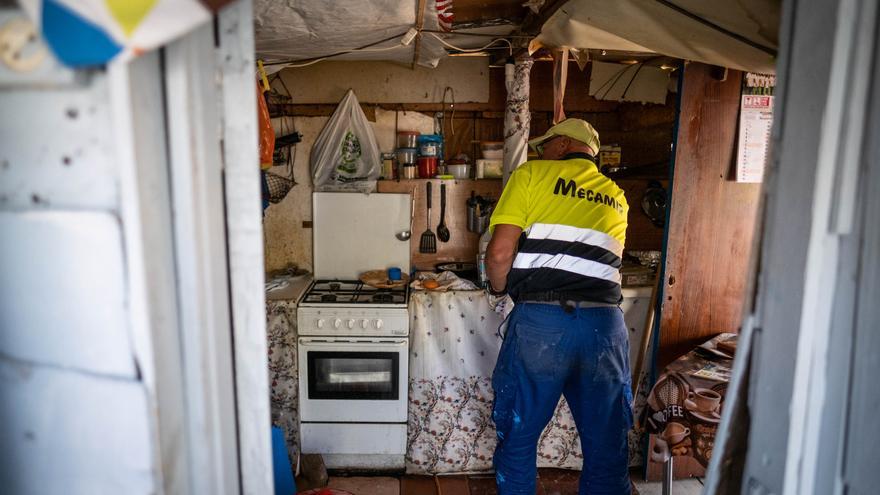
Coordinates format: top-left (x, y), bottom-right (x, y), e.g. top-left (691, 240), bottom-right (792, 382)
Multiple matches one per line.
top-left (419, 182), bottom-right (437, 253)
top-left (437, 183), bottom-right (450, 243)
top-left (396, 191), bottom-right (415, 241)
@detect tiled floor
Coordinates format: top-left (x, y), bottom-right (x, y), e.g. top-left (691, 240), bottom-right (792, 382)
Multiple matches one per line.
top-left (632, 477), bottom-right (703, 495)
top-left (326, 476), bottom-right (400, 495)
top-left (319, 469), bottom-right (704, 495)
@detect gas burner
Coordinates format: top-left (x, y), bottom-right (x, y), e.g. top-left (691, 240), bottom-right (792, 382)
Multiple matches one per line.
top-left (301, 279), bottom-right (409, 307)
top-left (372, 293), bottom-right (393, 303)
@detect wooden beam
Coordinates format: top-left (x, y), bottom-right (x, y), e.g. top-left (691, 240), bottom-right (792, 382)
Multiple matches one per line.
top-left (412, 0), bottom-right (428, 69)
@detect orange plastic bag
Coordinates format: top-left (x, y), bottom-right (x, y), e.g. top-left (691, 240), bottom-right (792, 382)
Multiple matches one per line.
top-left (257, 81), bottom-right (275, 170)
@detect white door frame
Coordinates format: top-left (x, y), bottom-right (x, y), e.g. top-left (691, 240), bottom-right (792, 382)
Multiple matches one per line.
top-left (217, 2), bottom-right (274, 493)
top-left (111, 1), bottom-right (271, 492)
top-left (705, 0), bottom-right (880, 493)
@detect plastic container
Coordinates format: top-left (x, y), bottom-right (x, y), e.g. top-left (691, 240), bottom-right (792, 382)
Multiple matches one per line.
top-left (397, 131), bottom-right (419, 149)
top-left (417, 156), bottom-right (438, 178)
top-left (417, 134), bottom-right (443, 157)
top-left (480, 141), bottom-right (504, 160)
top-left (396, 147), bottom-right (417, 166)
top-left (447, 162), bottom-right (471, 179)
top-left (476, 159), bottom-right (503, 179)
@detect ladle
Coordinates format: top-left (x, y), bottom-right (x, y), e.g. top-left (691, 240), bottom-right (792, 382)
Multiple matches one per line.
top-left (396, 190), bottom-right (416, 241)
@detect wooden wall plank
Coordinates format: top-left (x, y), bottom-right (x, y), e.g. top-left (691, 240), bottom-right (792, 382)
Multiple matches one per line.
top-left (658, 64), bottom-right (761, 366)
top-left (274, 58), bottom-right (490, 104)
top-left (616, 179), bottom-right (667, 252)
top-left (445, 117), bottom-right (478, 160)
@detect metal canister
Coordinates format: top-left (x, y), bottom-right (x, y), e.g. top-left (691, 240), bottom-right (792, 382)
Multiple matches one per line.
top-left (477, 252), bottom-right (488, 288)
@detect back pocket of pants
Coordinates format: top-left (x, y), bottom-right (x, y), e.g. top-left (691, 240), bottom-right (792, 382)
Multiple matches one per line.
top-left (514, 324), bottom-right (567, 379)
top-left (596, 319), bottom-right (630, 383)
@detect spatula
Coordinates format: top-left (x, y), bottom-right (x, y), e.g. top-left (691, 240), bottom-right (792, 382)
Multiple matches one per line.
top-left (419, 182), bottom-right (437, 253)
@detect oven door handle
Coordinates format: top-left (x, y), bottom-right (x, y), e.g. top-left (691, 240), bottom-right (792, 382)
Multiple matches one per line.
top-left (299, 338), bottom-right (408, 347)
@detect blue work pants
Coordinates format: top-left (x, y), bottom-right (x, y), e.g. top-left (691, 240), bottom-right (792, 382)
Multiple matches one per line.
top-left (491, 303), bottom-right (633, 494)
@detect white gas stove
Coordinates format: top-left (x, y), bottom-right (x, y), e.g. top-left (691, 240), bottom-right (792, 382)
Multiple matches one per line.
top-left (298, 280), bottom-right (409, 336)
top-left (297, 192), bottom-right (412, 471)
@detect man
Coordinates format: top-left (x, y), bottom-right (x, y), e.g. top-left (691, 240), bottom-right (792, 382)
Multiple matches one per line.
top-left (486, 118), bottom-right (632, 494)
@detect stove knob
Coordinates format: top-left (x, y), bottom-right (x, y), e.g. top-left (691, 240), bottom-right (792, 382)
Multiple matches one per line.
top-left (316, 318), bottom-right (325, 329)
top-left (347, 319), bottom-right (355, 329)
top-left (360, 319), bottom-right (369, 329)
top-left (333, 318), bottom-right (342, 329)
top-left (374, 319), bottom-right (384, 329)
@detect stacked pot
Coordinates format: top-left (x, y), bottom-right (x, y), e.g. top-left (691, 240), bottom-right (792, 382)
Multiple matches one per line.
top-left (396, 131), bottom-right (419, 179)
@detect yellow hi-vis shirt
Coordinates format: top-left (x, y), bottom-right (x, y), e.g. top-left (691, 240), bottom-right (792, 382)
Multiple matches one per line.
top-left (489, 155), bottom-right (629, 304)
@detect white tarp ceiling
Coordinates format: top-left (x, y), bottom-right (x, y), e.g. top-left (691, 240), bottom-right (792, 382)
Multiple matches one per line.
top-left (254, 0), bottom-right (452, 71)
top-left (255, 0), bottom-right (780, 74)
top-left (535, 0), bottom-right (780, 73)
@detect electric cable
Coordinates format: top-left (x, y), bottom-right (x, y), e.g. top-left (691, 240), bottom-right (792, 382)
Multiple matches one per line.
top-left (619, 62), bottom-right (646, 100)
top-left (421, 29), bottom-right (532, 38)
top-left (427, 32), bottom-right (513, 56)
top-left (262, 31), bottom-right (410, 67)
top-left (594, 63), bottom-right (634, 100)
top-left (442, 86), bottom-right (455, 136)
top-left (650, 0), bottom-right (776, 56)
top-left (261, 31), bottom-right (515, 70)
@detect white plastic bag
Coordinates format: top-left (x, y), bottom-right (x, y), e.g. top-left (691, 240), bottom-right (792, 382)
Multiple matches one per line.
top-left (311, 89), bottom-right (380, 188)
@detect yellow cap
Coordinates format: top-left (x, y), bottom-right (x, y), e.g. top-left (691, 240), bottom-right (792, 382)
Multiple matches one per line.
top-left (528, 118), bottom-right (601, 156)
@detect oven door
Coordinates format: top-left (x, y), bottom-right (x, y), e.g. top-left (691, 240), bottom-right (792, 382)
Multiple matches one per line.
top-left (298, 338), bottom-right (408, 423)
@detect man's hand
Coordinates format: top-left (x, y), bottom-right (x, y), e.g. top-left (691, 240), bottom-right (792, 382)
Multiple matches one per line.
top-left (486, 292), bottom-right (515, 317)
top-left (486, 224), bottom-right (523, 294)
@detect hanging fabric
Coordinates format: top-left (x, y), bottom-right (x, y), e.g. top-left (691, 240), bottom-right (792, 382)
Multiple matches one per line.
top-left (257, 81), bottom-right (275, 171)
top-left (502, 57), bottom-right (533, 186)
top-left (552, 49), bottom-right (569, 124)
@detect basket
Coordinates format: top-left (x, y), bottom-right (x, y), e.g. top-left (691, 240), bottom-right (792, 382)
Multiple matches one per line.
top-left (265, 113), bottom-right (297, 204)
top-left (265, 169), bottom-right (295, 204)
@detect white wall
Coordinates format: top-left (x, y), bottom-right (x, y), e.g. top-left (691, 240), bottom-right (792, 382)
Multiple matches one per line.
top-left (0, 47), bottom-right (160, 495)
